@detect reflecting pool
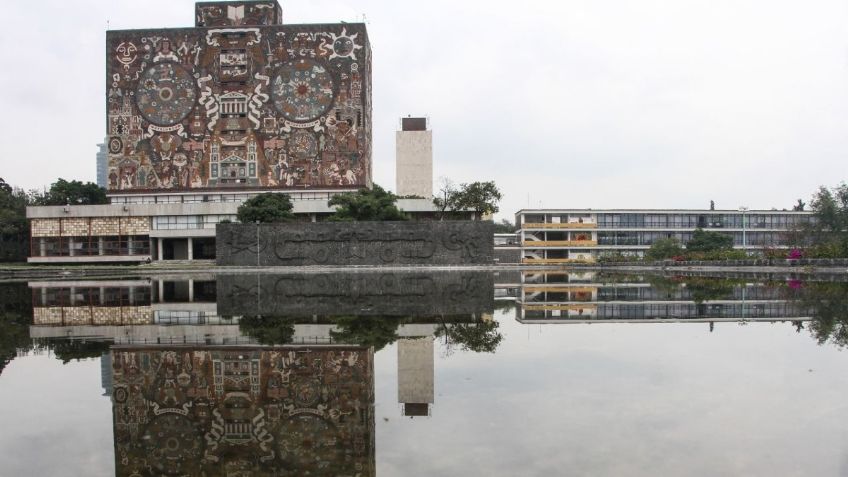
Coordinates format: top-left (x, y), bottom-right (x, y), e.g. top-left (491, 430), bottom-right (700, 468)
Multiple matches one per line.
top-left (1, 271), bottom-right (847, 476)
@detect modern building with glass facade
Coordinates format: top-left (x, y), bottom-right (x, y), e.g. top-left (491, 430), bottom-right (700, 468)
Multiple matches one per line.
top-left (516, 208), bottom-right (813, 264)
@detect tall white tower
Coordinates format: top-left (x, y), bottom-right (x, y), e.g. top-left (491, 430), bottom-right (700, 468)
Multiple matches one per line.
top-left (395, 117), bottom-right (433, 198)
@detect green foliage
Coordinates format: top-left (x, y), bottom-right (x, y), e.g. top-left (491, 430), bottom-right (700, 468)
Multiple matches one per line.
top-left (236, 193), bottom-right (295, 224)
top-left (683, 277), bottom-right (735, 304)
top-left (793, 282), bottom-right (848, 348)
top-left (683, 249), bottom-right (748, 261)
top-left (685, 228), bottom-right (734, 253)
top-left (0, 283), bottom-right (34, 375)
top-left (645, 238), bottom-right (684, 261)
top-left (437, 320), bottom-right (503, 353)
top-left (49, 340), bottom-right (112, 364)
top-left (238, 315), bottom-right (296, 345)
top-left (0, 178), bottom-right (34, 262)
top-left (454, 181), bottom-right (502, 217)
top-left (328, 184), bottom-right (408, 221)
top-left (492, 219), bottom-right (516, 233)
top-left (807, 183), bottom-right (848, 257)
top-left (597, 252), bottom-right (640, 263)
top-left (35, 178), bottom-right (107, 206)
top-left (329, 315), bottom-right (401, 351)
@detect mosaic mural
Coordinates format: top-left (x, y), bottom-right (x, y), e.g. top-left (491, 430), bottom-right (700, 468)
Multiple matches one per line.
top-left (106, 2), bottom-right (371, 192)
top-left (112, 346), bottom-right (374, 476)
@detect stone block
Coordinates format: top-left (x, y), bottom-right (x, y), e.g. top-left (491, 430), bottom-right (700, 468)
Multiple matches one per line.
top-left (216, 221), bottom-right (494, 266)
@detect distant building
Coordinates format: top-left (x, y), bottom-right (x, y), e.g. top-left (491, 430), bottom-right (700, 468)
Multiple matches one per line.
top-left (95, 142), bottom-right (108, 188)
top-left (516, 208), bottom-right (813, 263)
top-left (395, 117), bottom-right (433, 198)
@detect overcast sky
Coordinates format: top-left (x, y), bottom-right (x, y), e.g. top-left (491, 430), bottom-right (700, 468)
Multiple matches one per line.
top-left (1, 0), bottom-right (846, 219)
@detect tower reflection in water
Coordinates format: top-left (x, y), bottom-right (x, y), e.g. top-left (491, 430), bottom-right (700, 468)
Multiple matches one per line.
top-left (27, 272), bottom-right (495, 476)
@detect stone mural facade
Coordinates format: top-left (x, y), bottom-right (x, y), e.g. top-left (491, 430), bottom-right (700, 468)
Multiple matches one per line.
top-left (112, 345), bottom-right (374, 476)
top-left (216, 221), bottom-right (495, 266)
top-left (106, 0), bottom-right (371, 192)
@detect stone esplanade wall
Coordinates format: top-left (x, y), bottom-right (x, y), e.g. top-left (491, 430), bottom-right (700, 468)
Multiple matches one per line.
top-left (216, 221), bottom-right (494, 266)
top-left (217, 271), bottom-right (495, 316)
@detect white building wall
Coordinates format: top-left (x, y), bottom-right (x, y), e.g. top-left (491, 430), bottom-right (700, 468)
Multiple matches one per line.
top-left (396, 130), bottom-right (433, 198)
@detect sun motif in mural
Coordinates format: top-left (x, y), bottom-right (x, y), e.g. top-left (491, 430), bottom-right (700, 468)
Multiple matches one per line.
top-left (327, 28), bottom-right (363, 60)
top-left (135, 61), bottom-right (198, 126)
top-left (271, 59), bottom-right (335, 123)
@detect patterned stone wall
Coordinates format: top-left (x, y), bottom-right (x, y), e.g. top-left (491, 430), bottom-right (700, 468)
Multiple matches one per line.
top-left (218, 271), bottom-right (495, 316)
top-left (106, 4), bottom-right (371, 193)
top-left (216, 221), bottom-right (495, 266)
top-left (111, 346), bottom-right (374, 476)
top-left (33, 307), bottom-right (153, 325)
top-left (30, 217), bottom-right (151, 237)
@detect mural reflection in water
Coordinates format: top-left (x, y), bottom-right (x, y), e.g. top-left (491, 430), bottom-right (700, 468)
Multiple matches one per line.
top-left (111, 345), bottom-right (374, 476)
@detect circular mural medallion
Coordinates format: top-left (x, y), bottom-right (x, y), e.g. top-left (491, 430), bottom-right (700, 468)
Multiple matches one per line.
top-left (108, 136), bottom-right (123, 154)
top-left (272, 59), bottom-right (335, 123)
top-left (135, 61), bottom-right (197, 126)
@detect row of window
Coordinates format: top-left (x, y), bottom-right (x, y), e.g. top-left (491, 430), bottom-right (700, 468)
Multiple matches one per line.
top-left (110, 191), bottom-right (339, 205)
top-left (35, 235), bottom-right (151, 257)
top-left (152, 215), bottom-right (237, 230)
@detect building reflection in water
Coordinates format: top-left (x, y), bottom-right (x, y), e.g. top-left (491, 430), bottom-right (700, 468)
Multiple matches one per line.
top-left (26, 272), bottom-right (495, 475)
top-left (112, 345), bottom-right (374, 476)
top-left (514, 271), bottom-right (808, 325)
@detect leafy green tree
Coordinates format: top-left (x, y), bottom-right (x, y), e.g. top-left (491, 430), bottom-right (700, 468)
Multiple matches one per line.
top-left (0, 178), bottom-right (32, 262)
top-left (454, 181), bottom-right (502, 217)
top-left (0, 283), bottom-right (34, 375)
top-left (328, 184), bottom-right (408, 221)
top-left (36, 178), bottom-right (107, 206)
top-left (807, 183), bottom-right (848, 257)
top-left (492, 219), bottom-right (516, 234)
top-left (236, 193), bottom-right (295, 223)
top-left (329, 315), bottom-right (401, 351)
top-left (437, 320), bottom-right (503, 354)
top-left (645, 237), bottom-right (684, 260)
top-left (238, 315), bottom-right (296, 345)
top-left (685, 228), bottom-right (734, 253)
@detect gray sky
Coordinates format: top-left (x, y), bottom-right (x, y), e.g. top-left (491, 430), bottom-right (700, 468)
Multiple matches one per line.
top-left (1, 0), bottom-right (846, 220)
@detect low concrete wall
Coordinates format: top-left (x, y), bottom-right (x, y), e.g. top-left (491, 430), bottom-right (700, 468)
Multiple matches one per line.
top-left (216, 221), bottom-right (494, 266)
top-left (217, 271), bottom-right (494, 316)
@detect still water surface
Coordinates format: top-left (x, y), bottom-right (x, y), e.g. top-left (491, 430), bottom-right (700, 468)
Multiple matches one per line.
top-left (0, 271), bottom-right (846, 476)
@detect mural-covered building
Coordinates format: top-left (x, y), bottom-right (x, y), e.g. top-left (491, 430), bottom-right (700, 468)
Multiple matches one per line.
top-left (26, 0), bottom-right (381, 263)
top-left (106, 0), bottom-right (371, 192)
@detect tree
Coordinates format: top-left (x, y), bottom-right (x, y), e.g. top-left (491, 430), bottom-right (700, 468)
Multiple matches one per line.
top-left (492, 219), bottom-right (516, 234)
top-left (238, 315), bottom-right (296, 345)
top-left (793, 199), bottom-right (806, 211)
top-left (454, 181), bottom-right (502, 217)
top-left (645, 237), bottom-right (684, 260)
top-left (808, 183), bottom-right (848, 257)
top-left (329, 315), bottom-right (400, 351)
top-left (0, 178), bottom-right (32, 262)
top-left (437, 320), bottom-right (503, 354)
top-left (327, 184), bottom-right (408, 221)
top-left (36, 178), bottom-right (107, 206)
top-left (433, 177), bottom-right (460, 220)
top-left (236, 193), bottom-right (295, 223)
top-left (686, 228), bottom-right (733, 253)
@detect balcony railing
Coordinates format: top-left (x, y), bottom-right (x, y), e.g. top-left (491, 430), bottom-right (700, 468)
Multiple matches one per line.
top-left (523, 223), bottom-right (598, 229)
top-left (522, 240), bottom-right (598, 247)
top-left (523, 286), bottom-right (597, 293)
top-left (523, 304), bottom-right (599, 311)
top-left (521, 258), bottom-right (595, 264)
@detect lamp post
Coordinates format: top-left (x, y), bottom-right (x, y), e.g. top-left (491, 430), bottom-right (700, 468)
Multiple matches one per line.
top-left (738, 206), bottom-right (749, 254)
